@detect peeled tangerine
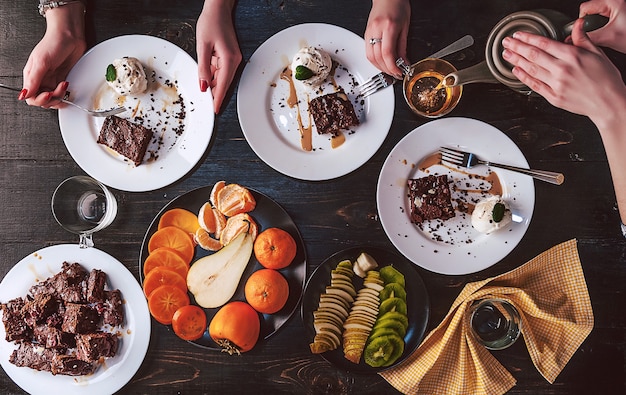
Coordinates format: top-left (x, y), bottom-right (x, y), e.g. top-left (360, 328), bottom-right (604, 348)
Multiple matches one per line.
top-left (186, 232), bottom-right (253, 308)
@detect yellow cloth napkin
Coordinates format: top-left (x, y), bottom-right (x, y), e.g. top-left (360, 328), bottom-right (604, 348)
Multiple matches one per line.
top-left (381, 239), bottom-right (594, 395)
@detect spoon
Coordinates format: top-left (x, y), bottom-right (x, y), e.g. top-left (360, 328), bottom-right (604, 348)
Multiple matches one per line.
top-left (0, 82), bottom-right (126, 117)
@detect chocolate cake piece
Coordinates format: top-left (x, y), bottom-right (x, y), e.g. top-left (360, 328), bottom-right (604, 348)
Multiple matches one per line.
top-left (97, 115), bottom-right (153, 166)
top-left (407, 174), bottom-right (455, 224)
top-left (1, 298), bottom-right (31, 342)
top-left (75, 332), bottom-right (118, 362)
top-left (309, 91), bottom-right (360, 135)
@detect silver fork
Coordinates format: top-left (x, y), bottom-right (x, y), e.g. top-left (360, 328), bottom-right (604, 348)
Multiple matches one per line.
top-left (0, 82), bottom-right (126, 117)
top-left (440, 146), bottom-right (565, 185)
top-left (359, 73), bottom-right (395, 98)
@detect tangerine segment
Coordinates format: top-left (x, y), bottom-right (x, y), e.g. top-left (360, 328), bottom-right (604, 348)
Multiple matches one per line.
top-left (197, 202), bottom-right (216, 233)
top-left (253, 227), bottom-right (297, 270)
top-left (148, 284), bottom-right (190, 325)
top-left (143, 246), bottom-right (190, 279)
top-left (195, 227), bottom-right (223, 251)
top-left (143, 266), bottom-right (188, 297)
top-left (212, 207), bottom-right (227, 239)
top-left (148, 226), bottom-right (195, 264)
top-left (220, 213), bottom-right (258, 246)
top-left (216, 183), bottom-right (256, 217)
top-left (158, 208), bottom-right (200, 235)
top-left (210, 180), bottom-right (226, 208)
top-left (244, 269), bottom-right (289, 314)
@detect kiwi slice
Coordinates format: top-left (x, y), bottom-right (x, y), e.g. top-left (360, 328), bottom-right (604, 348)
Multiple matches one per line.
top-left (378, 311), bottom-right (409, 330)
top-left (369, 326), bottom-right (401, 341)
top-left (379, 265), bottom-right (405, 287)
top-left (363, 334), bottom-right (405, 367)
top-left (379, 282), bottom-right (407, 301)
top-left (372, 317), bottom-right (407, 337)
top-left (379, 297), bottom-right (408, 316)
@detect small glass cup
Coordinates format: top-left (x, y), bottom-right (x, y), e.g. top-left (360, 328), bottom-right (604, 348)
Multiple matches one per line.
top-left (402, 58), bottom-right (462, 118)
top-left (468, 298), bottom-right (521, 350)
top-left (51, 176), bottom-right (118, 248)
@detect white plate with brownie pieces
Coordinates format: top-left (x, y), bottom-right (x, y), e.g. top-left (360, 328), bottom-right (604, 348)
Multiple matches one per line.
top-left (237, 23), bottom-right (395, 181)
top-left (59, 35), bottom-right (214, 192)
top-left (377, 118), bottom-right (535, 275)
top-left (0, 244), bottom-right (150, 395)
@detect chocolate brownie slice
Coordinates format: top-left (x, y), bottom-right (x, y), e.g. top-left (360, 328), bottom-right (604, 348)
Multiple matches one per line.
top-left (309, 91), bottom-right (359, 135)
top-left (97, 115), bottom-right (153, 166)
top-left (407, 174), bottom-right (455, 224)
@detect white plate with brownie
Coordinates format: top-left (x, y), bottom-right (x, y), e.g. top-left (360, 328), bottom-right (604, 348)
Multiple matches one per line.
top-left (237, 23), bottom-right (394, 181)
top-left (0, 244), bottom-right (150, 395)
top-left (377, 118), bottom-right (535, 275)
top-left (59, 35), bottom-right (214, 192)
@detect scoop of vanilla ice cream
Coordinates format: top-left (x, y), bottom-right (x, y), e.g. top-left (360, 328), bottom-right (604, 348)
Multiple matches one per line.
top-left (291, 47), bottom-right (332, 88)
top-left (471, 195), bottom-right (512, 234)
top-left (106, 57), bottom-right (148, 96)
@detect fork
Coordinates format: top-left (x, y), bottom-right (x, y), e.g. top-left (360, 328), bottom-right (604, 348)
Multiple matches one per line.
top-left (0, 82), bottom-right (126, 117)
top-left (439, 146), bottom-right (565, 185)
top-left (358, 34), bottom-right (475, 98)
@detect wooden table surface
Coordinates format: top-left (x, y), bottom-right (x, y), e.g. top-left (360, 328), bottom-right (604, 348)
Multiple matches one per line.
top-left (1, 0), bottom-right (625, 394)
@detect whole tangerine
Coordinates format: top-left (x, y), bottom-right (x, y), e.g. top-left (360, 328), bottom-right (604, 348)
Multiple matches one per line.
top-left (244, 269), bottom-right (289, 314)
top-left (253, 227), bottom-right (297, 269)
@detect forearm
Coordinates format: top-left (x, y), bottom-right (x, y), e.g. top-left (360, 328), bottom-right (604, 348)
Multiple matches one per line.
top-left (202, 0), bottom-right (236, 14)
top-left (44, 2), bottom-right (85, 40)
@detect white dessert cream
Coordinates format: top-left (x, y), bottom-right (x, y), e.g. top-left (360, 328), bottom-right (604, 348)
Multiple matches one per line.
top-left (105, 57), bottom-right (148, 96)
top-left (291, 46), bottom-right (332, 88)
top-left (471, 195), bottom-right (512, 234)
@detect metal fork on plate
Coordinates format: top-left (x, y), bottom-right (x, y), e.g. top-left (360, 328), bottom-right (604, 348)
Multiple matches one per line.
top-left (439, 146), bottom-right (565, 185)
top-left (358, 34), bottom-right (475, 98)
top-left (0, 82), bottom-right (126, 117)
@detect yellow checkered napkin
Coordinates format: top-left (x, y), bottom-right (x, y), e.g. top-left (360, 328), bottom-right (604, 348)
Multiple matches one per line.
top-left (381, 239), bottom-right (593, 395)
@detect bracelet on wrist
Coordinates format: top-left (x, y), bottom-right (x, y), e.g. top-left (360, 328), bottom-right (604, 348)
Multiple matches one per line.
top-left (38, 0), bottom-right (84, 17)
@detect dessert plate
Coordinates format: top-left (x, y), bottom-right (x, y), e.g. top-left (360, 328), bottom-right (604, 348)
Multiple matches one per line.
top-left (377, 117), bottom-right (535, 275)
top-left (59, 35), bottom-right (214, 192)
top-left (139, 185), bottom-right (306, 349)
top-left (301, 246), bottom-right (429, 373)
top-left (237, 23), bottom-right (394, 181)
top-left (0, 244), bottom-right (150, 395)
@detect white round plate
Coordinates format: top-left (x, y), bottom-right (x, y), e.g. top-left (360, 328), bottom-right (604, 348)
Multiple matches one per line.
top-left (237, 23), bottom-right (394, 181)
top-left (377, 117), bottom-right (535, 275)
top-left (0, 245), bottom-right (150, 395)
top-left (59, 35), bottom-right (214, 192)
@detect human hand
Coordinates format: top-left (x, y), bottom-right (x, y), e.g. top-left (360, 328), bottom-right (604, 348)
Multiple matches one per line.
top-left (501, 18), bottom-right (626, 128)
top-left (196, 0), bottom-right (242, 114)
top-left (21, 5), bottom-right (86, 108)
top-left (580, 0), bottom-right (626, 53)
top-left (364, 0), bottom-right (410, 79)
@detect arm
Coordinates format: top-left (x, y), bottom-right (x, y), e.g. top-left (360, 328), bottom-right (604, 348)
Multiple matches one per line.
top-left (196, 0), bottom-right (241, 114)
top-left (501, 19), bottom-right (626, 224)
top-left (364, 0), bottom-right (411, 79)
top-left (21, 2), bottom-right (86, 108)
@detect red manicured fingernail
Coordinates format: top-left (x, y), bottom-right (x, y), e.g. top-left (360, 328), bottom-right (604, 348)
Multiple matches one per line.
top-left (18, 89), bottom-right (28, 101)
top-left (200, 79), bottom-right (209, 92)
top-left (44, 92), bottom-right (53, 101)
top-left (61, 81), bottom-right (70, 91)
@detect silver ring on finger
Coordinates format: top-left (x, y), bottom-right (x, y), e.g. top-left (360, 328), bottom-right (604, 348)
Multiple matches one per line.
top-left (369, 38), bottom-right (382, 45)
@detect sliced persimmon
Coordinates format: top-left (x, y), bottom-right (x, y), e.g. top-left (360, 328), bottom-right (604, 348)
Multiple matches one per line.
top-left (147, 284), bottom-right (190, 325)
top-left (195, 227), bottom-right (223, 251)
top-left (143, 246), bottom-right (190, 279)
top-left (210, 180), bottom-right (226, 208)
top-left (158, 208), bottom-right (200, 235)
top-left (220, 213), bottom-right (257, 246)
top-left (197, 202), bottom-right (216, 233)
top-left (148, 226), bottom-right (195, 264)
top-left (143, 266), bottom-right (188, 297)
top-left (216, 183), bottom-right (256, 217)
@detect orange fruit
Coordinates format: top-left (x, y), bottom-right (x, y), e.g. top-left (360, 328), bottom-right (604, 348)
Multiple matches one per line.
top-left (195, 227), bottom-right (223, 251)
top-left (158, 208), bottom-right (200, 235)
top-left (210, 180), bottom-right (226, 208)
top-left (253, 227), bottom-right (297, 269)
top-left (216, 183), bottom-right (256, 217)
top-left (143, 246), bottom-right (190, 279)
top-left (220, 213), bottom-right (257, 246)
top-left (148, 284), bottom-right (190, 325)
top-left (197, 202), bottom-right (216, 233)
top-left (244, 269), bottom-right (289, 314)
top-left (148, 226), bottom-right (195, 264)
top-left (143, 266), bottom-right (187, 297)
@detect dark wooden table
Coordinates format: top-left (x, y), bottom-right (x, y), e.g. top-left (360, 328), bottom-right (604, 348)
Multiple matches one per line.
top-left (1, 0), bottom-right (625, 394)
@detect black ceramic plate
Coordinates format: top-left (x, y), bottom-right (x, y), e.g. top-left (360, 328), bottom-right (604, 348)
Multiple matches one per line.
top-left (139, 185), bottom-right (307, 349)
top-left (301, 246), bottom-right (429, 373)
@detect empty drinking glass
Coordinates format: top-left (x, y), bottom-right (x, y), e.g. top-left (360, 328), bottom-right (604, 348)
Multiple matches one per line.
top-left (468, 298), bottom-right (521, 350)
top-left (51, 176), bottom-right (117, 248)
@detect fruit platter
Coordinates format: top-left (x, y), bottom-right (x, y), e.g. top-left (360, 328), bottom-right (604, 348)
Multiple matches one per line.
top-left (139, 183), bottom-right (306, 351)
top-left (301, 246), bottom-right (429, 372)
